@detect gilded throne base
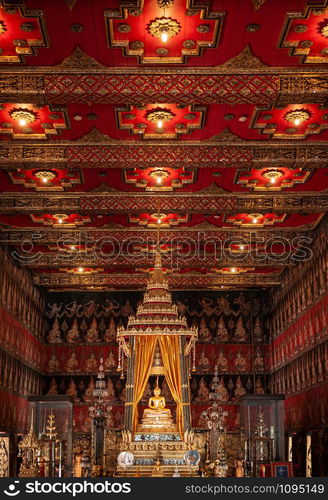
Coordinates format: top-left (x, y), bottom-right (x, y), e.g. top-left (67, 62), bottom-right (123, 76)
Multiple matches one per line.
top-left (116, 431), bottom-right (199, 477)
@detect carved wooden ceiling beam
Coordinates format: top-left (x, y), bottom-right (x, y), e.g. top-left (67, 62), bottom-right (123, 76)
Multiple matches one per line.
top-left (24, 253), bottom-right (294, 269)
top-left (0, 143), bottom-right (327, 168)
top-left (1, 71), bottom-right (327, 106)
top-left (32, 272), bottom-right (281, 289)
top-left (0, 228), bottom-right (314, 244)
top-left (0, 192), bottom-right (327, 214)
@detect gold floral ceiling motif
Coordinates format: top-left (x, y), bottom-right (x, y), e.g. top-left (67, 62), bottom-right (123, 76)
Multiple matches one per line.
top-left (105, 0), bottom-right (223, 64)
top-left (284, 109), bottom-right (312, 125)
top-left (0, 20), bottom-right (6, 34)
top-left (317, 18), bottom-right (328, 38)
top-left (147, 17), bottom-right (181, 40)
top-left (145, 108), bottom-right (175, 124)
top-left (9, 108), bottom-right (37, 124)
top-left (34, 171), bottom-right (56, 183)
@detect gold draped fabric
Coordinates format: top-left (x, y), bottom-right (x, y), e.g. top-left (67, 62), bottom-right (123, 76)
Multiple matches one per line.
top-left (130, 336), bottom-right (157, 432)
top-left (158, 335), bottom-right (184, 436)
top-left (129, 335), bottom-right (184, 436)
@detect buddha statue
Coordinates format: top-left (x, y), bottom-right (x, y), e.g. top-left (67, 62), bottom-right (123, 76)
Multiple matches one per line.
top-left (217, 349), bottom-right (228, 373)
top-left (235, 350), bottom-right (248, 372)
top-left (138, 380), bottom-right (176, 432)
top-left (216, 317), bottom-right (229, 342)
top-left (198, 349), bottom-right (211, 372)
top-left (254, 347), bottom-right (264, 372)
top-left (47, 378), bottom-right (58, 395)
top-left (199, 317), bottom-right (212, 342)
top-left (86, 352), bottom-right (98, 372)
top-left (48, 352), bottom-right (59, 372)
top-left (104, 350), bottom-right (116, 370)
top-left (47, 319), bottom-right (62, 343)
top-left (195, 377), bottom-right (209, 402)
top-left (67, 351), bottom-right (79, 372)
top-left (104, 317), bottom-right (116, 342)
top-left (147, 385), bottom-right (167, 411)
top-left (67, 318), bottom-right (81, 343)
top-left (85, 318), bottom-right (100, 343)
top-left (233, 316), bottom-right (248, 342)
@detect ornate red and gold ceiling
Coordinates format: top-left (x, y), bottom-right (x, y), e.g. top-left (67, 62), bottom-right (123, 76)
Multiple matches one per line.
top-left (0, 0), bottom-right (327, 291)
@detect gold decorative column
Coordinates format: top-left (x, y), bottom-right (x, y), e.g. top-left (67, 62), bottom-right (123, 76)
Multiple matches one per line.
top-left (306, 432), bottom-right (312, 477)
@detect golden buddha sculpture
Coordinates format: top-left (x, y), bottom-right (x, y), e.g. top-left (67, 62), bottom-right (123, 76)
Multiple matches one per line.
top-left (148, 385), bottom-right (167, 412)
top-left (138, 380), bottom-right (176, 432)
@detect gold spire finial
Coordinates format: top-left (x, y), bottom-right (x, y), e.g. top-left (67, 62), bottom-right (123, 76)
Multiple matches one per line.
top-left (150, 215), bottom-right (164, 282)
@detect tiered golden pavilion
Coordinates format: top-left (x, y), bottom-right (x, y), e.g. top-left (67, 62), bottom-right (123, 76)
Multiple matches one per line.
top-left (115, 246), bottom-right (199, 476)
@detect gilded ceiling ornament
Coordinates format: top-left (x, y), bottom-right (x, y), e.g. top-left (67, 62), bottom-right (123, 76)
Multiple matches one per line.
top-left (118, 23), bottom-right (131, 33)
top-left (70, 23), bottom-right (84, 32)
top-left (224, 114), bottom-right (234, 120)
top-left (175, 123), bottom-right (185, 129)
top-left (293, 24), bottom-right (308, 33)
top-left (125, 113), bottom-right (136, 119)
top-left (313, 9), bottom-right (325, 16)
top-left (136, 123), bottom-right (147, 129)
top-left (186, 9), bottom-right (198, 16)
top-left (0, 21), bottom-right (7, 35)
top-left (3, 7), bottom-right (17, 14)
top-left (20, 22), bottom-right (35, 32)
top-left (13, 39), bottom-right (27, 47)
top-left (183, 39), bottom-right (195, 49)
top-left (130, 40), bottom-right (144, 50)
top-left (317, 19), bottom-right (328, 38)
top-left (156, 47), bottom-right (169, 56)
top-left (157, 0), bottom-right (174, 8)
top-left (149, 169), bottom-right (169, 180)
top-left (128, 9), bottom-right (141, 16)
top-left (219, 44), bottom-right (268, 69)
top-left (184, 113), bottom-right (196, 120)
top-left (151, 212), bottom-right (166, 221)
top-left (262, 169), bottom-right (283, 182)
top-left (321, 47), bottom-right (328, 55)
top-left (64, 0), bottom-right (78, 10)
top-left (286, 127), bottom-right (297, 133)
top-left (147, 17), bottom-right (181, 40)
top-left (35, 171), bottom-right (56, 183)
top-left (9, 108), bottom-right (37, 124)
top-left (246, 24), bottom-right (260, 32)
top-left (263, 114), bottom-right (272, 120)
top-left (251, 0), bottom-right (267, 10)
top-left (196, 24), bottom-right (210, 33)
top-left (146, 108), bottom-right (175, 124)
top-left (284, 109), bottom-right (312, 124)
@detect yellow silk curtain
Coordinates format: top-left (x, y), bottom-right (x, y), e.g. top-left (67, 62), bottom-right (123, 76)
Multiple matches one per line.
top-left (158, 335), bottom-right (184, 436)
top-left (130, 335), bottom-right (157, 433)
